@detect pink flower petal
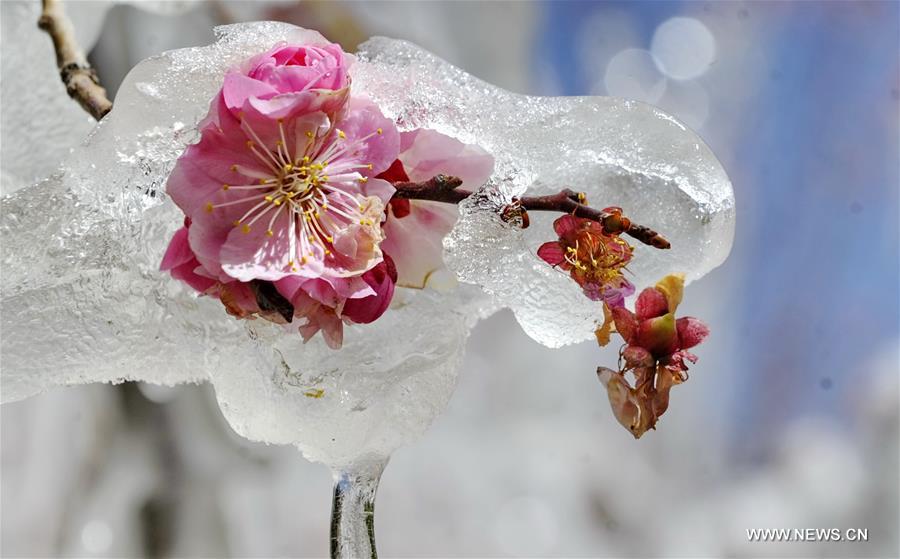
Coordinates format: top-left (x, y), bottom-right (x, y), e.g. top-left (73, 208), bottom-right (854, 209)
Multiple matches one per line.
top-left (216, 281), bottom-right (260, 318)
top-left (222, 72), bottom-right (279, 111)
top-left (218, 208), bottom-right (325, 282)
top-left (166, 116), bottom-right (261, 216)
top-left (397, 129), bottom-right (494, 186)
top-left (186, 197), bottom-right (244, 281)
top-left (334, 96), bottom-right (400, 177)
top-left (635, 287), bottom-right (669, 320)
top-left (295, 298), bottom-right (344, 349)
top-left (676, 317), bottom-right (709, 349)
top-left (381, 201), bottom-right (458, 289)
top-left (552, 214), bottom-right (580, 238)
top-left (160, 226), bottom-right (193, 271)
top-left (325, 276), bottom-right (376, 299)
top-left (343, 255), bottom-right (397, 324)
top-left (622, 345), bottom-right (654, 368)
top-left (636, 313), bottom-right (679, 357)
top-left (536, 241), bottom-right (565, 266)
top-left (318, 313), bottom-right (344, 349)
top-left (299, 278), bottom-right (343, 308)
top-left (174, 262), bottom-right (217, 293)
top-left (247, 88), bottom-right (349, 121)
top-left (611, 306), bottom-right (639, 344)
top-left (357, 177), bottom-right (395, 205)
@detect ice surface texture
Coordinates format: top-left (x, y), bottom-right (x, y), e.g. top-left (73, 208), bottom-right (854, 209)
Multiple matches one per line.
top-left (0, 22), bottom-right (733, 464)
top-left (353, 38), bottom-right (734, 347)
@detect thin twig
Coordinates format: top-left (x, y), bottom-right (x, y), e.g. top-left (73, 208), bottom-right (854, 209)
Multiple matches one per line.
top-left (392, 178), bottom-right (670, 249)
top-left (38, 0), bottom-right (112, 121)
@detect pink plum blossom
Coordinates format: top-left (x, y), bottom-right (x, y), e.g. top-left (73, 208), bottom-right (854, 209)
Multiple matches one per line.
top-left (164, 40), bottom-right (402, 345)
top-left (161, 40), bottom-right (494, 348)
top-left (537, 214), bottom-right (634, 306)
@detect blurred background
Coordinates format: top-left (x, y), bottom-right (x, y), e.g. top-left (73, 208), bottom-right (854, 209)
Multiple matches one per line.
top-left (1, 0), bottom-right (898, 557)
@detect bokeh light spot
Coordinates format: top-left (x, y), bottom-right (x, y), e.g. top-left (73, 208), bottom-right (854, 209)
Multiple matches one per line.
top-left (651, 17), bottom-right (717, 80)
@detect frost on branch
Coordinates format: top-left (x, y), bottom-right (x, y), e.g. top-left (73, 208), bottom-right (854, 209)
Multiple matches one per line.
top-left (0, 21), bottom-right (733, 465)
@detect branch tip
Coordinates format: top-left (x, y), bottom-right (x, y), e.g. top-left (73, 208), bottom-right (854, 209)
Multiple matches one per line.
top-left (38, 0), bottom-right (112, 121)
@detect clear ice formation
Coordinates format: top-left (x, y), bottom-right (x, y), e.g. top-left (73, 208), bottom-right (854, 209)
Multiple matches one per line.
top-left (353, 39), bottom-right (735, 347)
top-left (0, 22), bottom-right (734, 466)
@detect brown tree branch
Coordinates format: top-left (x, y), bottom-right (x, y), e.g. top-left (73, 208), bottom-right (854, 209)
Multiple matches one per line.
top-left (392, 176), bottom-right (671, 249)
top-left (38, 0), bottom-right (112, 121)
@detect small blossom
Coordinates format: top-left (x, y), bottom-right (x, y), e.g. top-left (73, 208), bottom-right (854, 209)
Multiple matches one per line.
top-left (537, 214), bottom-right (634, 306)
top-left (595, 274), bottom-right (709, 438)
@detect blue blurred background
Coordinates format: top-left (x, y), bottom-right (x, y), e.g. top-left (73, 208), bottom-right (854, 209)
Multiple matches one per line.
top-left (532, 0), bottom-right (900, 461)
top-left (2, 1), bottom-right (898, 557)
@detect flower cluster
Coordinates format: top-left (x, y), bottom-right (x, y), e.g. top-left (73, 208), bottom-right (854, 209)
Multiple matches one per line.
top-left (161, 41), bottom-right (493, 348)
top-left (160, 38), bottom-right (710, 437)
top-left (594, 274), bottom-right (709, 438)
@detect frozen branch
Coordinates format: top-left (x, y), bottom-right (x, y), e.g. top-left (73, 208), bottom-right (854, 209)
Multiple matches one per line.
top-left (392, 176), bottom-right (671, 249)
top-left (38, 0), bottom-right (112, 121)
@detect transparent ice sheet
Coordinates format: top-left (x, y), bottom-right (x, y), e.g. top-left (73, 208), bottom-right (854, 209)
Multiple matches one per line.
top-left (1, 22), bottom-right (733, 465)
